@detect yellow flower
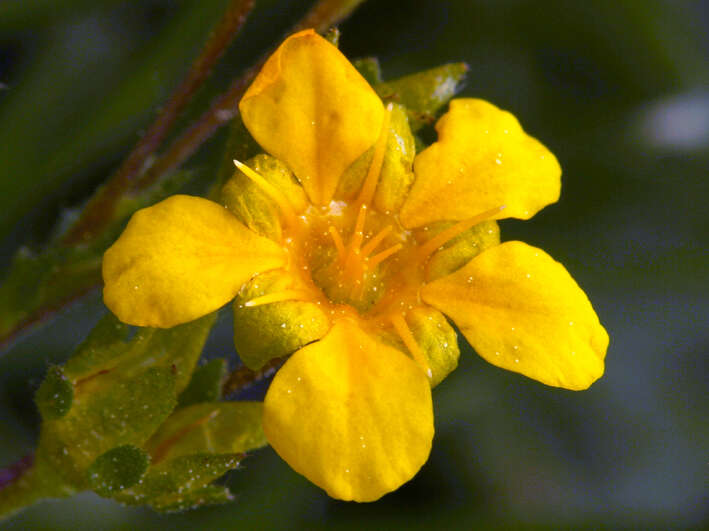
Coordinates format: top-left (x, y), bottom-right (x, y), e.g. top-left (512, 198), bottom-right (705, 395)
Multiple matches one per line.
top-left (102, 30), bottom-right (608, 502)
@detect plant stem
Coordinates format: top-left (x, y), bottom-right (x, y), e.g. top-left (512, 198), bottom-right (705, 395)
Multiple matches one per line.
top-left (131, 0), bottom-right (370, 195)
top-left (62, 0), bottom-right (255, 245)
top-left (0, 454), bottom-right (74, 521)
top-left (0, 454), bottom-right (33, 491)
top-left (0, 0), bottom-right (368, 347)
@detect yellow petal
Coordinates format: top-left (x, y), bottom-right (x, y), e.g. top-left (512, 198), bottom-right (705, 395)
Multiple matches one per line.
top-left (239, 29), bottom-right (385, 205)
top-left (103, 195), bottom-right (286, 328)
top-left (422, 242), bottom-right (608, 390)
top-left (400, 99), bottom-right (561, 228)
top-left (263, 318), bottom-right (433, 502)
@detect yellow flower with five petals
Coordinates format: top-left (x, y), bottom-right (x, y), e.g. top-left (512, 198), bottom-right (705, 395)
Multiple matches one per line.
top-left (102, 30), bottom-right (608, 502)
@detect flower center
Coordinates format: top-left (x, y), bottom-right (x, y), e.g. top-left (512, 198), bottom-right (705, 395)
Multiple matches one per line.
top-left (296, 201), bottom-right (416, 314)
top-left (233, 104), bottom-right (504, 378)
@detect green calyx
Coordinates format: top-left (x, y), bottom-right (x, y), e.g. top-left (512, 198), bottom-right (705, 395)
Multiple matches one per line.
top-left (233, 270), bottom-right (331, 370)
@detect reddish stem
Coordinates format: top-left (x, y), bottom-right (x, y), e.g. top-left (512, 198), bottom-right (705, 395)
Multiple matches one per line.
top-left (62, 0), bottom-right (255, 245)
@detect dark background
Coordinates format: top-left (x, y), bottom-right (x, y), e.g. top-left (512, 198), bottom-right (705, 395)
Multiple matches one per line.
top-left (1, 0), bottom-right (707, 529)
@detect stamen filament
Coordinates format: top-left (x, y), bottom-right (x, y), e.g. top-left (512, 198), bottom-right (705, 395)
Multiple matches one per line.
top-left (234, 159), bottom-right (297, 226)
top-left (244, 290), bottom-right (310, 307)
top-left (361, 225), bottom-right (393, 257)
top-left (343, 204), bottom-right (368, 270)
top-left (417, 205), bottom-right (506, 261)
top-left (356, 103), bottom-right (393, 207)
top-left (369, 243), bottom-right (403, 268)
top-left (390, 313), bottom-right (433, 379)
top-left (328, 226), bottom-right (346, 260)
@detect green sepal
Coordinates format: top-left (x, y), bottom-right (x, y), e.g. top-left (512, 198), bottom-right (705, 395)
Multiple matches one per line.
top-left (115, 453), bottom-right (242, 508)
top-left (374, 103), bottom-right (417, 213)
top-left (35, 366), bottom-right (73, 420)
top-left (374, 63), bottom-right (469, 131)
top-left (233, 271), bottom-right (331, 370)
top-left (144, 402), bottom-right (266, 463)
top-left (335, 103), bottom-right (416, 214)
top-left (407, 307), bottom-right (460, 387)
top-left (87, 445), bottom-right (150, 497)
top-left (177, 358), bottom-right (227, 408)
top-left (148, 484), bottom-right (234, 513)
top-left (221, 154), bottom-right (307, 241)
top-left (353, 57), bottom-right (383, 85)
top-left (423, 220), bottom-right (501, 282)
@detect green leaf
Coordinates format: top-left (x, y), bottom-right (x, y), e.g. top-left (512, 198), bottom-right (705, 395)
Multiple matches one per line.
top-left (35, 366), bottom-right (73, 420)
top-left (145, 402), bottom-right (266, 464)
top-left (39, 366), bottom-right (177, 488)
top-left (0, 245), bottom-right (103, 341)
top-left (177, 359), bottom-right (227, 408)
top-left (148, 484), bottom-right (234, 513)
top-left (62, 313), bottom-right (133, 380)
top-left (64, 312), bottom-right (216, 394)
top-left (374, 63), bottom-right (469, 131)
top-left (87, 445), bottom-right (150, 497)
top-left (353, 57), bottom-right (383, 85)
top-left (115, 453), bottom-right (241, 507)
top-left (0, 170), bottom-right (197, 345)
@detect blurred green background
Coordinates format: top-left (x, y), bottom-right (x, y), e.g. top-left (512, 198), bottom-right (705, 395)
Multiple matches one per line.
top-left (1, 0), bottom-right (707, 529)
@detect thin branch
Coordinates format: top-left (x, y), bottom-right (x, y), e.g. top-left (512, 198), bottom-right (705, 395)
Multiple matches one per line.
top-left (131, 0), bottom-right (370, 193)
top-left (0, 0), bottom-right (369, 347)
top-left (62, 0), bottom-right (255, 245)
top-left (222, 358), bottom-right (284, 397)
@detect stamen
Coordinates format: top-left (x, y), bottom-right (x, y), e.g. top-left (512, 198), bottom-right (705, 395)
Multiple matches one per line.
top-left (368, 243), bottom-right (403, 268)
top-left (417, 205), bottom-right (506, 261)
top-left (361, 225), bottom-right (393, 257)
top-left (233, 160), bottom-right (297, 226)
top-left (244, 290), bottom-right (310, 307)
top-left (328, 226), bottom-right (346, 260)
top-left (356, 103), bottom-right (393, 207)
top-left (343, 203), bottom-right (368, 270)
top-left (390, 313), bottom-right (433, 379)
